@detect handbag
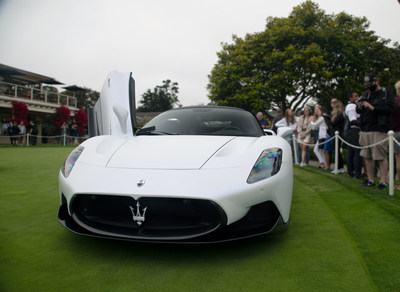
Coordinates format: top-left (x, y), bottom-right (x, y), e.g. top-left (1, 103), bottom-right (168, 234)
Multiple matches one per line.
top-left (318, 138), bottom-right (326, 150)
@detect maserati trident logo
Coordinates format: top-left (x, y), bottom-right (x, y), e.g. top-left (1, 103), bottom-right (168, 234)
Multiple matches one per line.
top-left (137, 179), bottom-right (145, 187)
top-left (129, 202), bottom-right (147, 226)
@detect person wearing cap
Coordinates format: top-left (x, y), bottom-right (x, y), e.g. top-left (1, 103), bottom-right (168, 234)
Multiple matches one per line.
top-left (357, 73), bottom-right (395, 190)
top-left (256, 112), bottom-right (270, 129)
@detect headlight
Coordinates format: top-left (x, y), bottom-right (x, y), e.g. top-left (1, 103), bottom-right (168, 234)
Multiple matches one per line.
top-left (61, 146), bottom-right (84, 178)
top-left (247, 148), bottom-right (282, 184)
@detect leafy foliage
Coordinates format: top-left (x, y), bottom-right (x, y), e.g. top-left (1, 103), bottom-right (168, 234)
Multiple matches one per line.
top-left (53, 106), bottom-right (70, 129)
top-left (74, 109), bottom-right (88, 135)
top-left (207, 0), bottom-right (400, 112)
top-left (137, 80), bottom-right (180, 112)
top-left (60, 88), bottom-right (100, 109)
top-left (11, 101), bottom-right (29, 124)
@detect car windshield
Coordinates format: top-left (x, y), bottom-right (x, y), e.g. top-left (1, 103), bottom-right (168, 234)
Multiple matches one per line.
top-left (136, 107), bottom-right (264, 137)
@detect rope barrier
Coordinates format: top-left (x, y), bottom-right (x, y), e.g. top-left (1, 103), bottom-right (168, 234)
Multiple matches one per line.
top-left (3, 133), bottom-right (87, 146)
top-left (294, 133), bottom-right (390, 150)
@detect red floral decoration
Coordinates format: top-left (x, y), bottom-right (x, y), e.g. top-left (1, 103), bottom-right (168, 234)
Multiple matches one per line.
top-left (74, 109), bottom-right (88, 135)
top-left (11, 101), bottom-right (29, 124)
top-left (53, 106), bottom-right (71, 129)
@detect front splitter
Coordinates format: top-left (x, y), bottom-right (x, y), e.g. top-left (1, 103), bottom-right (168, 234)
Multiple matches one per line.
top-left (58, 202), bottom-right (288, 244)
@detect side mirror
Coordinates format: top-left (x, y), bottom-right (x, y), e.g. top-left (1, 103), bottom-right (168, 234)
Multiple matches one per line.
top-left (263, 129), bottom-right (276, 136)
top-left (277, 127), bottom-right (293, 143)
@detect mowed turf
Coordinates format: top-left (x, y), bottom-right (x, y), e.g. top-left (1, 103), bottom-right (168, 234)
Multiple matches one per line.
top-left (1, 146), bottom-right (400, 291)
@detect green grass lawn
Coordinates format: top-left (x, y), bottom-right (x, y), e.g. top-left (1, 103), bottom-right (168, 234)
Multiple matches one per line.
top-left (1, 146), bottom-right (400, 291)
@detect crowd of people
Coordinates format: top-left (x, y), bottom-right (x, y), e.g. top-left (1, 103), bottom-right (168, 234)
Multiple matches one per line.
top-left (257, 73), bottom-right (400, 191)
top-left (1, 119), bottom-right (38, 146)
top-left (60, 122), bottom-right (80, 145)
top-left (1, 118), bottom-right (80, 146)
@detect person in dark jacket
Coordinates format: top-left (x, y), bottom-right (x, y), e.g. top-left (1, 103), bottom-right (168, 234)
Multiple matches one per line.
top-left (391, 81), bottom-right (400, 189)
top-left (357, 73), bottom-right (395, 190)
top-left (324, 99), bottom-right (345, 173)
top-left (29, 120), bottom-right (38, 146)
top-left (8, 121), bottom-right (20, 146)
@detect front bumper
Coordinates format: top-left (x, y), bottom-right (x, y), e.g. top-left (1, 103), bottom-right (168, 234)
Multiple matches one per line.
top-left (58, 195), bottom-right (288, 244)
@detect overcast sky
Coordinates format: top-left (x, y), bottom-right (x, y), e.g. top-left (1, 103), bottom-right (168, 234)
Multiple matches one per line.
top-left (0, 0), bottom-right (399, 107)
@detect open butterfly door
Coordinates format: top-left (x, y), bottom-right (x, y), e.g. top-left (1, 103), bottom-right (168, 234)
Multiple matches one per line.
top-left (88, 71), bottom-right (136, 137)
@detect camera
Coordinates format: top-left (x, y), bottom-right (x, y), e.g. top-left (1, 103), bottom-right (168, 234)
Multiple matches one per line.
top-left (357, 94), bottom-right (369, 110)
top-left (357, 94), bottom-right (368, 103)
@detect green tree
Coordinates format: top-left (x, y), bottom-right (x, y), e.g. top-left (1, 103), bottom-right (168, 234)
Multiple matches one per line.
top-left (60, 88), bottom-right (100, 109)
top-left (207, 0), bottom-right (400, 112)
top-left (137, 80), bottom-right (180, 112)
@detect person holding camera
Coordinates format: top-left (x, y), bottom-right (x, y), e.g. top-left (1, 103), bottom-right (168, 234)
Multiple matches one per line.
top-left (357, 73), bottom-right (395, 190)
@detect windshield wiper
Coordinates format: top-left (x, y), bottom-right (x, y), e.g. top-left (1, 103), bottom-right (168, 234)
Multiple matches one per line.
top-left (136, 126), bottom-right (179, 136)
top-left (136, 126), bottom-right (156, 135)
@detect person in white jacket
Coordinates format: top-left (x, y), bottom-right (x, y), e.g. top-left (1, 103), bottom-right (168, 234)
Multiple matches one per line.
top-left (275, 108), bottom-right (298, 130)
top-left (311, 105), bottom-right (328, 169)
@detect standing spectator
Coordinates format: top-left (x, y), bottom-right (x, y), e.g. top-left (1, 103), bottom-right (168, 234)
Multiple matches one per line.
top-left (311, 106), bottom-right (328, 169)
top-left (392, 81), bottom-right (400, 189)
top-left (61, 122), bottom-right (69, 145)
top-left (357, 73), bottom-right (395, 190)
top-left (271, 108), bottom-right (283, 133)
top-left (275, 108), bottom-right (298, 130)
top-left (70, 123), bottom-right (79, 145)
top-left (256, 112), bottom-right (270, 129)
top-left (321, 109), bottom-right (333, 171)
top-left (9, 121), bottom-right (20, 146)
top-left (29, 120), bottom-right (38, 146)
top-left (344, 91), bottom-right (362, 179)
top-left (2, 118), bottom-right (8, 135)
top-left (311, 105), bottom-right (320, 144)
top-left (325, 100), bottom-right (345, 173)
top-left (18, 121), bottom-right (26, 146)
top-left (7, 121), bottom-right (12, 144)
top-left (297, 106), bottom-right (312, 166)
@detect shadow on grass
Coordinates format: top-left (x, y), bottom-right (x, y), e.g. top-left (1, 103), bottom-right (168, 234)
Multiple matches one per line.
top-left (59, 229), bottom-right (287, 263)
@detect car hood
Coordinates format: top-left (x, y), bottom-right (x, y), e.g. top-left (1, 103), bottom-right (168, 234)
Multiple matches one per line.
top-left (106, 135), bottom-right (237, 170)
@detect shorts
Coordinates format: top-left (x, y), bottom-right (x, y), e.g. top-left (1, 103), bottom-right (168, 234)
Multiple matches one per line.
top-left (394, 131), bottom-right (400, 154)
top-left (359, 131), bottom-right (388, 160)
top-left (324, 135), bottom-right (333, 152)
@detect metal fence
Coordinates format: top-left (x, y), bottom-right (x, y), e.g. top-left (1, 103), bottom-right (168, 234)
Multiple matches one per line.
top-left (0, 80), bottom-right (77, 108)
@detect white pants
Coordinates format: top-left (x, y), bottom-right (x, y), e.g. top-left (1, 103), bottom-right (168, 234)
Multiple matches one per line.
top-left (314, 143), bottom-right (326, 165)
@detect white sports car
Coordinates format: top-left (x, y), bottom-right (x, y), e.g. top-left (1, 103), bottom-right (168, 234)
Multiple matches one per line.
top-left (58, 72), bottom-right (293, 243)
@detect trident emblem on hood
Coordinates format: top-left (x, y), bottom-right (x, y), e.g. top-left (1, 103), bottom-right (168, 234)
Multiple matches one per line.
top-left (129, 202), bottom-right (147, 226)
top-left (137, 179), bottom-right (145, 187)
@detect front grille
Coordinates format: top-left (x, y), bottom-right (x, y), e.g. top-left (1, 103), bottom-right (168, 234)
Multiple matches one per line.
top-left (70, 194), bottom-right (226, 240)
